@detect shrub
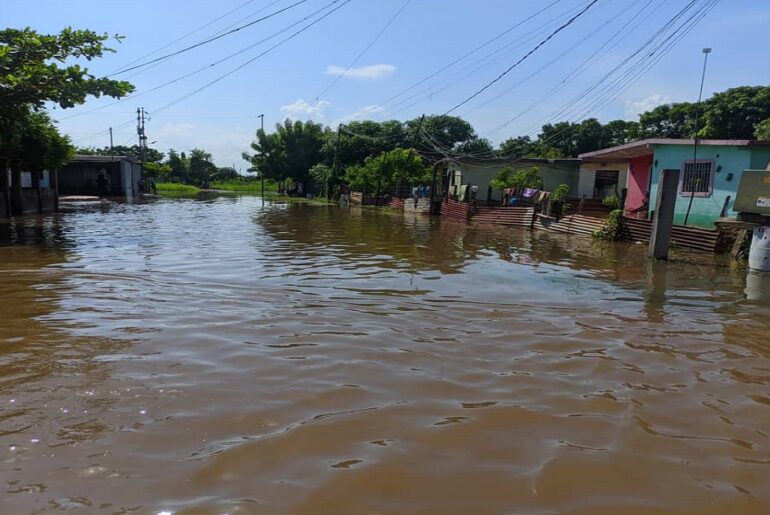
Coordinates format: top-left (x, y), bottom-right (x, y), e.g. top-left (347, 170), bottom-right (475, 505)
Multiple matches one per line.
top-left (592, 209), bottom-right (624, 240)
top-left (602, 195), bottom-right (621, 210)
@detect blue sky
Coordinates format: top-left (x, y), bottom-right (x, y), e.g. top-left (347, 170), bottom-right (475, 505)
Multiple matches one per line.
top-left (6, 0), bottom-right (770, 167)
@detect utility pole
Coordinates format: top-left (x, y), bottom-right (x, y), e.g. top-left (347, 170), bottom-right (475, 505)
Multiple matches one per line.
top-left (329, 124), bottom-right (343, 201)
top-left (402, 114), bottom-right (426, 198)
top-left (137, 107), bottom-right (148, 166)
top-left (258, 113), bottom-right (265, 200)
top-left (683, 48), bottom-right (712, 226)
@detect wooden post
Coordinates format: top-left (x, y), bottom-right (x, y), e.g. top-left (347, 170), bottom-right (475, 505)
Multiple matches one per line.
top-left (429, 162), bottom-right (439, 215)
top-left (1, 159), bottom-right (10, 218)
top-left (52, 169), bottom-right (60, 213)
top-left (33, 169), bottom-right (42, 213)
top-left (649, 168), bottom-right (680, 260)
top-left (10, 164), bottom-right (22, 216)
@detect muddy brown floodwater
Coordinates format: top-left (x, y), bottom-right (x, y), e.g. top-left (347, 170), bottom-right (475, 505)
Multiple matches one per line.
top-left (1, 196), bottom-right (769, 514)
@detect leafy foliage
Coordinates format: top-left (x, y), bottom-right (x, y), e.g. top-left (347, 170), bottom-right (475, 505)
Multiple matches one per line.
top-left (489, 166), bottom-right (543, 190)
top-left (602, 195), bottom-right (621, 210)
top-left (77, 145), bottom-right (164, 163)
top-left (344, 148), bottom-right (428, 193)
top-left (309, 164), bottom-right (333, 196)
top-left (243, 120), bottom-right (329, 184)
top-left (0, 110), bottom-right (73, 171)
top-left (551, 184), bottom-right (570, 202)
top-left (0, 27), bottom-right (133, 119)
top-left (755, 118), bottom-right (770, 140)
top-left (593, 209), bottom-right (624, 240)
top-left (0, 27), bottom-right (134, 173)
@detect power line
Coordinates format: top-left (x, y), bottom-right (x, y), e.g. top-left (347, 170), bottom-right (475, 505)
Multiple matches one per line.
top-left (484, 0), bottom-right (663, 136)
top-left (107, 0), bottom-right (310, 76)
top-left (344, 0), bottom-right (567, 123)
top-left (459, 0), bottom-right (651, 119)
top-left (315, 0), bottom-right (413, 100)
top-left (109, 0), bottom-right (264, 74)
top-left (59, 0), bottom-right (344, 121)
top-left (381, 1), bottom-right (591, 119)
top-left (485, 0), bottom-right (706, 138)
top-left (532, 0), bottom-right (714, 132)
top-left (444, 0), bottom-right (602, 114)
top-left (151, 0), bottom-right (354, 116)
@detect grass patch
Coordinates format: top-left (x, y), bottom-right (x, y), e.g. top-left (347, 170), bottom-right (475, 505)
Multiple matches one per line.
top-left (155, 182), bottom-right (203, 198)
top-left (211, 179), bottom-right (279, 193)
top-left (156, 182), bottom-right (200, 194)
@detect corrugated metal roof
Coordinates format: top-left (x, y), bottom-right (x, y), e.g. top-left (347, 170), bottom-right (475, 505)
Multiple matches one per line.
top-left (579, 139), bottom-right (770, 162)
top-left (69, 155), bottom-right (140, 164)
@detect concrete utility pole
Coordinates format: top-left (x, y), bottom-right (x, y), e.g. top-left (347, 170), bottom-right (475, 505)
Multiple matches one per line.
top-left (650, 169), bottom-right (681, 259)
top-left (258, 114), bottom-right (265, 200)
top-left (137, 107), bottom-right (148, 165)
top-left (683, 47), bottom-right (712, 226)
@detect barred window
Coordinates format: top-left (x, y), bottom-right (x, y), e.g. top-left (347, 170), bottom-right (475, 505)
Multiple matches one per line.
top-left (681, 160), bottom-right (714, 196)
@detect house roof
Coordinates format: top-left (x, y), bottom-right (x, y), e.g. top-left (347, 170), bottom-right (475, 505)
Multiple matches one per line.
top-left (450, 157), bottom-right (582, 167)
top-left (578, 139), bottom-right (770, 162)
top-left (69, 155), bottom-right (140, 164)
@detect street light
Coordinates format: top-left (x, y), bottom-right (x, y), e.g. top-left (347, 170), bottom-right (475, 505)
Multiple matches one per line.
top-left (683, 47), bottom-right (712, 226)
top-left (258, 114), bottom-right (265, 201)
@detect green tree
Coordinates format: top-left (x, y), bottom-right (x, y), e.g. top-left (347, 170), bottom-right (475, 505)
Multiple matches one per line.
top-left (189, 149), bottom-right (217, 185)
top-left (700, 86), bottom-right (770, 139)
top-left (344, 148), bottom-right (428, 194)
top-left (142, 161), bottom-right (172, 179)
top-left (0, 110), bottom-right (73, 172)
top-left (309, 163), bottom-right (333, 197)
top-left (0, 27), bottom-right (133, 119)
top-left (638, 102), bottom-right (697, 138)
top-left (1, 26), bottom-right (134, 174)
top-left (755, 118), bottom-right (770, 140)
top-left (321, 120), bottom-right (406, 171)
top-left (76, 144), bottom-right (164, 163)
top-left (214, 166), bottom-right (239, 181)
top-left (407, 115), bottom-right (477, 159)
top-left (166, 150), bottom-right (189, 182)
top-left (489, 166), bottom-right (543, 190)
top-left (499, 136), bottom-right (537, 158)
top-left (457, 137), bottom-right (493, 156)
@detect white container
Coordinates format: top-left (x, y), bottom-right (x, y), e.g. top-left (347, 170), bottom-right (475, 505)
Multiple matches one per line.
top-left (748, 226), bottom-right (770, 272)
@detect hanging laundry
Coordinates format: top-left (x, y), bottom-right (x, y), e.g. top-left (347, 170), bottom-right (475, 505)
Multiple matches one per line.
top-left (523, 188), bottom-right (539, 198)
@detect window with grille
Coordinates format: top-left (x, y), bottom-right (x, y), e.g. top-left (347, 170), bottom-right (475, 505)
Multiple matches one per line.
top-left (680, 160), bottom-right (714, 197)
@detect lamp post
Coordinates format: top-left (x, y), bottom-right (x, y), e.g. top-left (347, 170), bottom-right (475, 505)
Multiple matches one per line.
top-left (683, 47), bottom-right (712, 226)
top-left (258, 114), bottom-right (265, 200)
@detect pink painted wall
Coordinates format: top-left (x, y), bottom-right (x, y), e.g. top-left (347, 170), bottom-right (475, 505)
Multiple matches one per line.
top-left (624, 154), bottom-right (653, 218)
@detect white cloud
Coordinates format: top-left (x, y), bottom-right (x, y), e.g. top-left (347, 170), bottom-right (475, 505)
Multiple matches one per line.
top-left (624, 94), bottom-right (670, 119)
top-left (280, 99), bottom-right (331, 120)
top-left (324, 64), bottom-right (396, 80)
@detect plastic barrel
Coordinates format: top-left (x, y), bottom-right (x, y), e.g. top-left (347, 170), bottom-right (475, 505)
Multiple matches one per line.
top-left (748, 226), bottom-right (770, 272)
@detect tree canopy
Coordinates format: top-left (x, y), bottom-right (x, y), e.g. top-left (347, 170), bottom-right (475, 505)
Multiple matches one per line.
top-left (1, 27), bottom-right (134, 172)
top-left (0, 27), bottom-right (133, 119)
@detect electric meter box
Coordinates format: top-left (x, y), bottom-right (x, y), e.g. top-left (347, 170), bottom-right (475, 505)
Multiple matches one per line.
top-left (734, 170), bottom-right (770, 217)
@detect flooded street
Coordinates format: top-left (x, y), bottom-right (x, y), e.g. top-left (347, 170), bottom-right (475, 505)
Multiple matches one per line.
top-left (1, 196), bottom-right (769, 514)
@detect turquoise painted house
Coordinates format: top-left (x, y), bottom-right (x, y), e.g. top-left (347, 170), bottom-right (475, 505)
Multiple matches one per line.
top-left (580, 139), bottom-right (770, 228)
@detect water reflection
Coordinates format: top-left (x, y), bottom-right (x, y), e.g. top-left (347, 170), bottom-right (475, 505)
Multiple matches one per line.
top-left (0, 196), bottom-right (769, 514)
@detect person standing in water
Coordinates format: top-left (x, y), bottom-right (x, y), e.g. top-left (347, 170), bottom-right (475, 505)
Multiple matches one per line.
top-left (96, 172), bottom-right (109, 198)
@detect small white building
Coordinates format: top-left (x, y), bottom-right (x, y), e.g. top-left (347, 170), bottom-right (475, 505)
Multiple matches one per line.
top-left (59, 155), bottom-right (143, 198)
